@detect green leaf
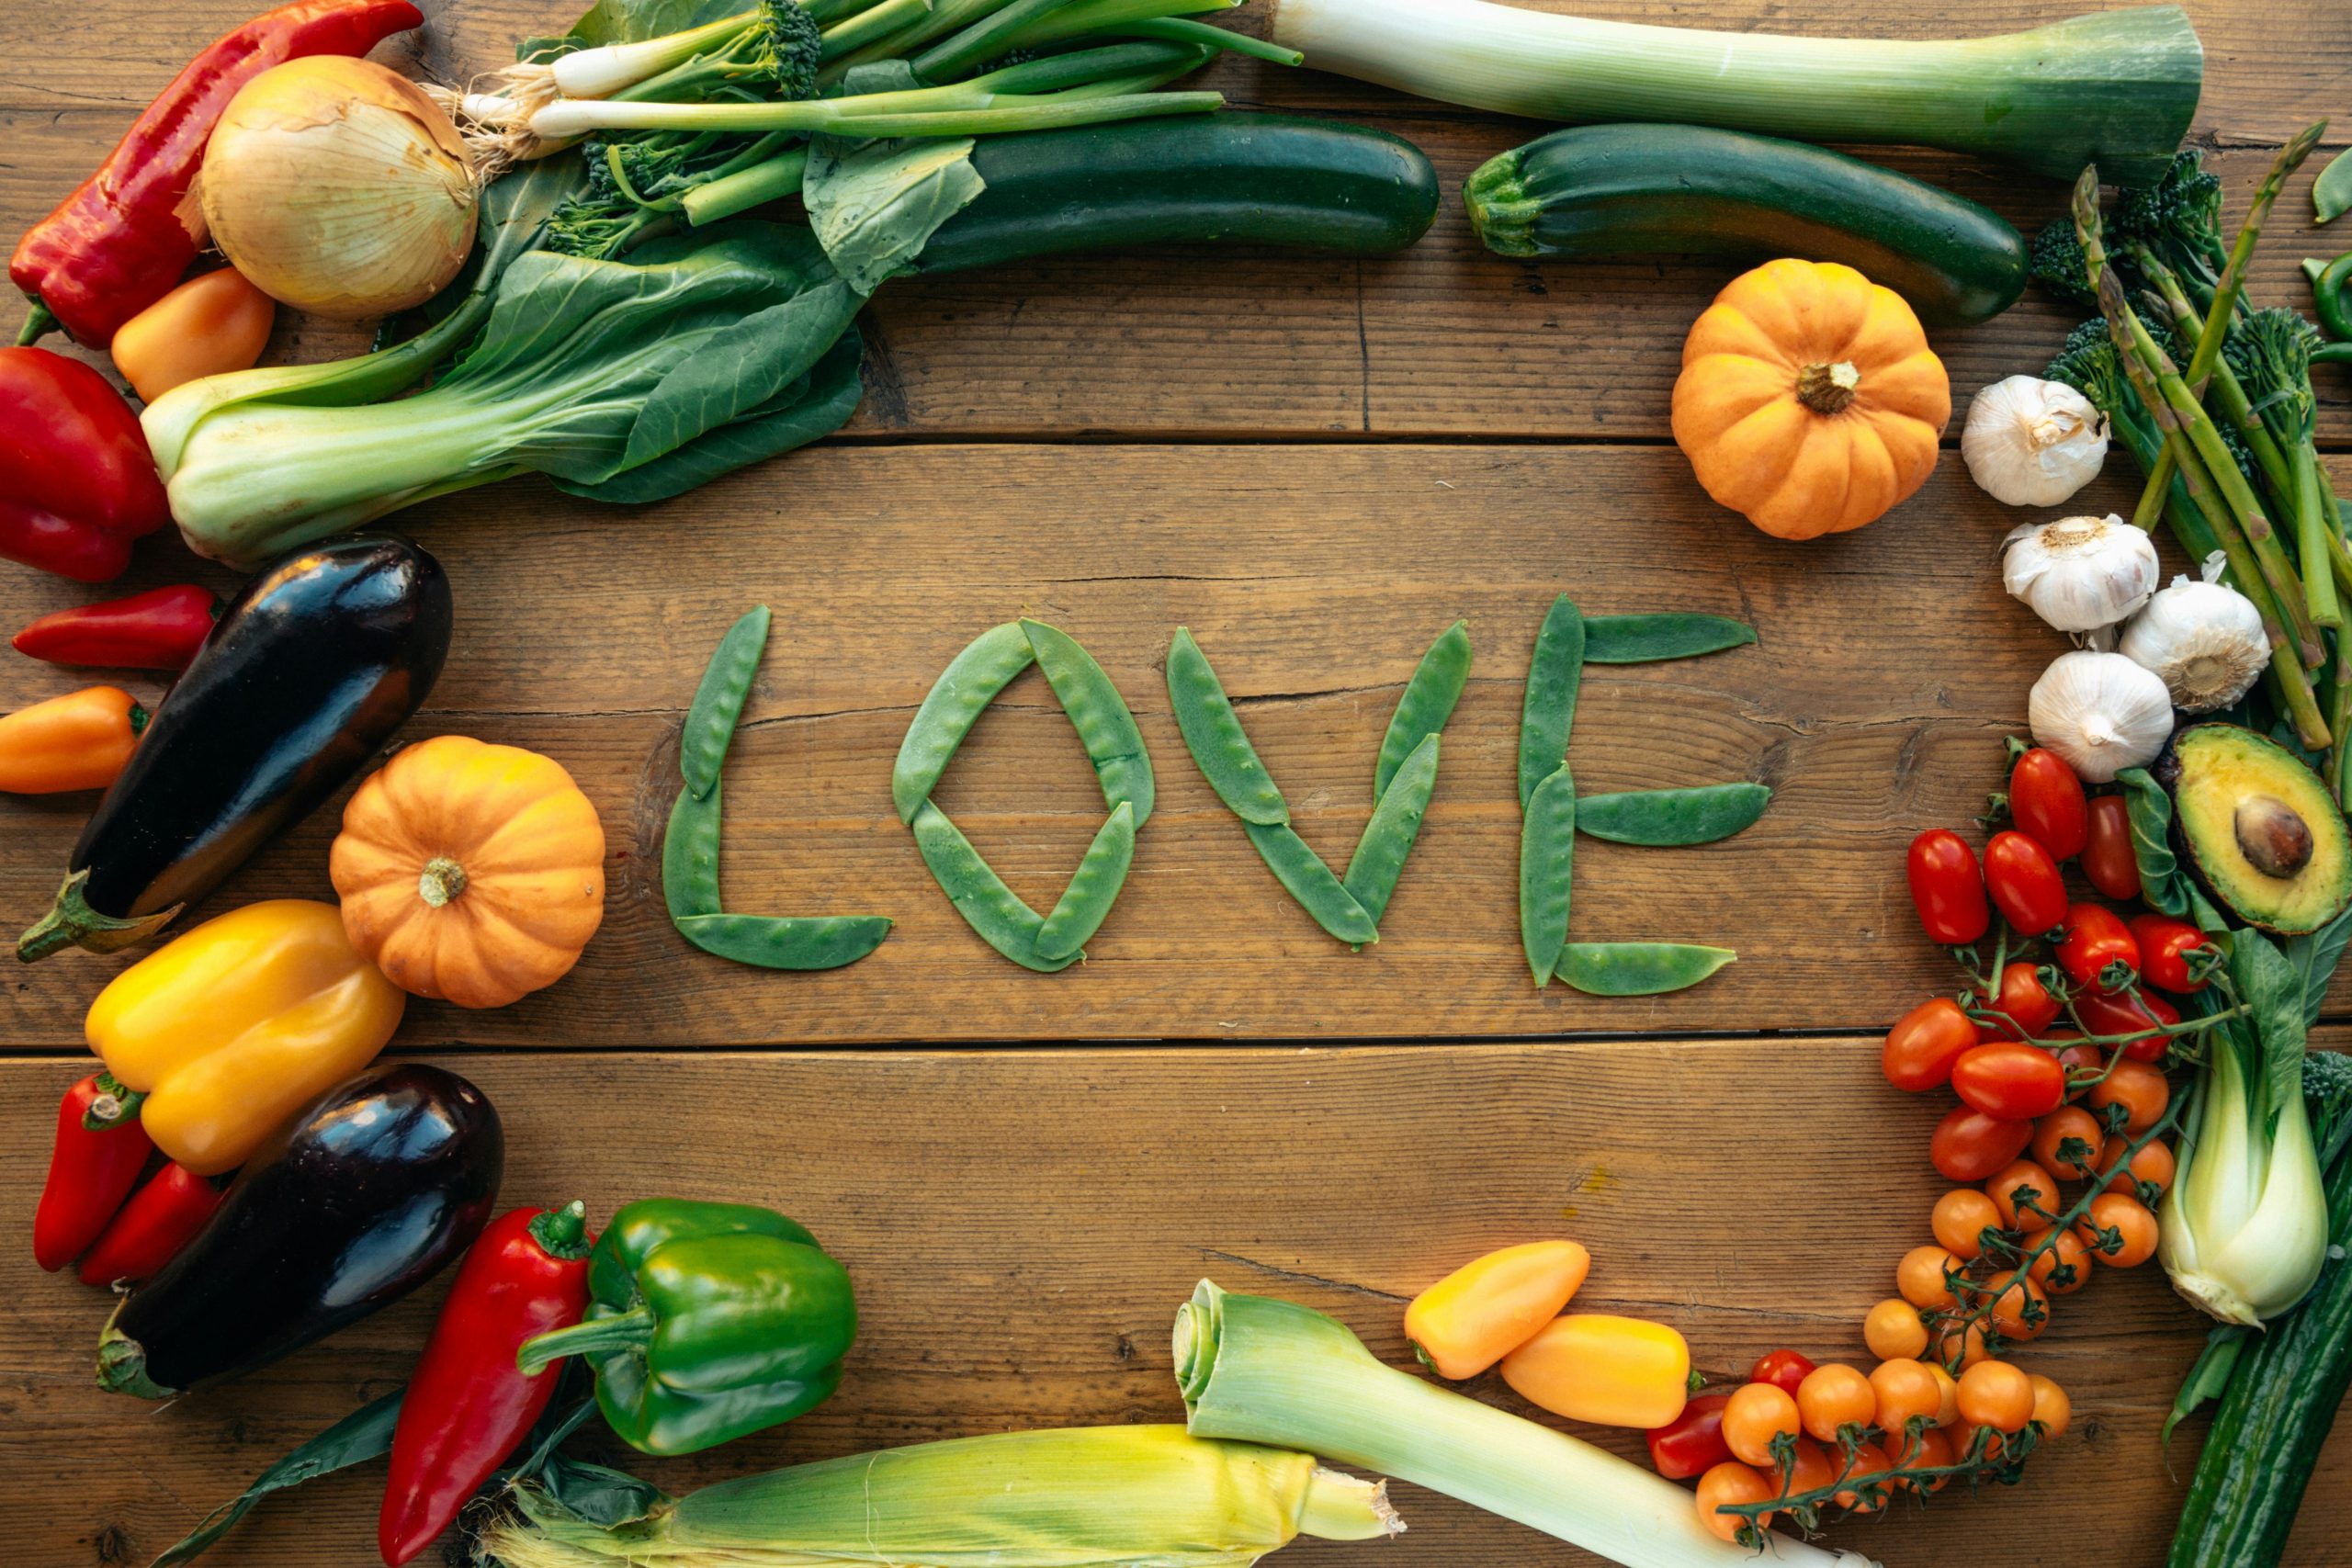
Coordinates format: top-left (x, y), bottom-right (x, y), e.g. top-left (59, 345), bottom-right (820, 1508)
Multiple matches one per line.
top-left (566, 0), bottom-right (745, 49)
top-left (2286, 906), bottom-right (2352, 1028)
top-left (2231, 930), bottom-right (2309, 1124)
top-left (149, 1389), bottom-right (402, 1564)
top-left (805, 135), bottom-right (989, 294)
top-left (2316, 146), bottom-right (2352, 224)
top-left (2163, 1324), bottom-right (2250, 1450)
top-left (2115, 768), bottom-right (2189, 918)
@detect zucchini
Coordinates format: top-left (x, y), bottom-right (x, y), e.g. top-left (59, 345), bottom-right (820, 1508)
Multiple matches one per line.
top-left (911, 113), bottom-right (1440, 274)
top-left (1464, 123), bottom-right (2028, 326)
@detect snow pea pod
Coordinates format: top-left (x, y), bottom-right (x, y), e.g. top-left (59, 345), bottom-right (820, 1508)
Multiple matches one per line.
top-left (910, 801), bottom-right (1080, 972)
top-left (891, 622), bottom-right (1036, 824)
top-left (1035, 800), bottom-right (1136, 961)
top-left (1343, 732), bottom-right (1439, 924)
top-left (1580, 614), bottom-right (1755, 664)
top-left (1374, 619), bottom-right (1470, 801)
top-left (1166, 627), bottom-right (1288, 826)
top-left (1555, 942), bottom-right (1736, 996)
top-left (663, 779), bottom-right (725, 919)
top-left (1021, 619), bottom-right (1155, 825)
top-left (1517, 595), bottom-right (1583, 809)
top-left (1244, 822), bottom-right (1379, 947)
top-left (683, 605), bottom-right (771, 800)
top-left (1576, 782), bottom-right (1771, 846)
top-left (1519, 763), bottom-right (1577, 986)
top-left (675, 913), bottom-right (894, 970)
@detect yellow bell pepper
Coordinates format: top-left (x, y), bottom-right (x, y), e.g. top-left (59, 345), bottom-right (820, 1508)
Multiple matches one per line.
top-left (85, 899), bottom-right (404, 1176)
top-left (1499, 1314), bottom-right (1690, 1429)
top-left (1404, 1240), bottom-right (1590, 1380)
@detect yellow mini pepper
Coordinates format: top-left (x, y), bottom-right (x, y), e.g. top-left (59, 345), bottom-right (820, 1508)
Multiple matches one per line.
top-left (1404, 1240), bottom-right (1590, 1380)
top-left (85, 899), bottom-right (404, 1175)
top-left (1499, 1313), bottom-right (1690, 1430)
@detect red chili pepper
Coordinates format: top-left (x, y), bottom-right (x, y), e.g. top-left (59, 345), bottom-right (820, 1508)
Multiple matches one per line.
top-left (0, 347), bottom-right (170, 581)
top-left (1747, 1348), bottom-right (1815, 1398)
top-left (9, 0), bottom-right (425, 349)
top-left (31, 1072), bottom-right (153, 1272)
top-left (2057, 903), bottom-right (2140, 995)
top-left (1647, 1391), bottom-right (1734, 1480)
top-left (14, 584), bottom-right (220, 671)
top-left (2129, 914), bottom-right (2215, 994)
top-left (379, 1202), bottom-right (594, 1566)
top-left (1906, 829), bottom-right (1989, 946)
top-left (75, 1161), bottom-right (226, 1286)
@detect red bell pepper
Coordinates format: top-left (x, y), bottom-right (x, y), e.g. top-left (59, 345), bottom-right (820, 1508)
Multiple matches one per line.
top-left (14, 584), bottom-right (220, 671)
top-left (9, 0), bottom-right (426, 348)
top-left (31, 1072), bottom-right (153, 1272)
top-left (75, 1162), bottom-right (227, 1286)
top-left (0, 348), bottom-right (170, 581)
top-left (379, 1202), bottom-right (594, 1566)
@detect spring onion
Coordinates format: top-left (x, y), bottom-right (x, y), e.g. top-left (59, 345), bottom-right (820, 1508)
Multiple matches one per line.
top-left (474, 1424), bottom-right (1402, 1568)
top-left (1171, 1280), bottom-right (1880, 1568)
top-left (1263, 0), bottom-right (2201, 185)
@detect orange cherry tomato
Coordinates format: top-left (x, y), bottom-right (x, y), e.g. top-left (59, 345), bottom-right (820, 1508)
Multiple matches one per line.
top-left (1896, 1245), bottom-right (1961, 1311)
top-left (2018, 1225), bottom-right (2096, 1295)
top-left (2029, 1373), bottom-right (2072, 1439)
top-left (1695, 1462), bottom-right (1775, 1543)
top-left (2055, 1039), bottom-right (2103, 1100)
top-left (1980, 1269), bottom-right (2050, 1340)
top-left (1832, 1442), bottom-right (1895, 1514)
top-left (2077, 1192), bottom-right (2159, 1267)
top-left (2088, 1057), bottom-right (2170, 1134)
top-left (1953, 1042), bottom-right (2068, 1121)
top-left (1931, 1188), bottom-right (2006, 1260)
top-left (1893, 1423), bottom-right (1955, 1490)
top-left (1864, 1297), bottom-right (1929, 1360)
top-left (1883, 997), bottom-right (1979, 1092)
top-left (1927, 1362), bottom-right (1962, 1427)
top-left (1869, 1358), bottom-right (1942, 1435)
top-left (1957, 1361), bottom-right (2034, 1433)
top-left (1932, 1320), bottom-right (1990, 1371)
top-left (1931, 1107), bottom-right (2034, 1182)
top-left (1722, 1383), bottom-right (1801, 1468)
top-left (2082, 794), bottom-right (2141, 900)
top-left (2101, 1135), bottom-right (2177, 1199)
top-left (1777, 1436), bottom-right (1835, 1499)
top-left (2031, 1105), bottom-right (2107, 1181)
top-left (1985, 1159), bottom-right (2061, 1230)
top-left (1796, 1363), bottom-right (1876, 1442)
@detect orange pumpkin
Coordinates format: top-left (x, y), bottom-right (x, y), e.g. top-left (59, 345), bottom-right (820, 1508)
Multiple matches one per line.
top-left (330, 735), bottom-right (605, 1009)
top-left (1670, 258), bottom-right (1951, 540)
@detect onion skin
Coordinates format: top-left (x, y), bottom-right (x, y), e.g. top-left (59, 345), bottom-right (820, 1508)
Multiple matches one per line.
top-left (200, 56), bottom-right (477, 320)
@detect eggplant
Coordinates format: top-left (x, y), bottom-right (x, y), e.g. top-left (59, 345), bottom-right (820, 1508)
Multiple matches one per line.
top-left (18, 535), bottom-right (452, 961)
top-left (96, 1064), bottom-right (503, 1399)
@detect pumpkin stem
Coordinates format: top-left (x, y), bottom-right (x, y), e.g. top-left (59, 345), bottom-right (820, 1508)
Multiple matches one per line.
top-left (418, 856), bottom-right (469, 908)
top-left (1794, 360), bottom-right (1861, 415)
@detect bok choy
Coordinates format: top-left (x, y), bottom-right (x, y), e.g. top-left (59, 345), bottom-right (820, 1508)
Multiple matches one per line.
top-left (1172, 1280), bottom-right (1880, 1568)
top-left (1263, 0), bottom-right (2201, 184)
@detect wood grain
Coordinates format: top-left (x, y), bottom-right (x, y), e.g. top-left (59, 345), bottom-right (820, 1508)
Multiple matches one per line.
top-left (8, 446), bottom-right (2344, 1047)
top-left (3, 1042), bottom-right (2345, 1567)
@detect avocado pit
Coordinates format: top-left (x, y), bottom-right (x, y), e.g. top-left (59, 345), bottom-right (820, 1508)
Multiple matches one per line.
top-left (2235, 795), bottom-right (2315, 880)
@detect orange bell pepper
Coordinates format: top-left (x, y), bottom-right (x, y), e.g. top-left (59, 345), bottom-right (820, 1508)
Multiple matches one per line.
top-left (0, 684), bottom-right (145, 792)
top-left (109, 267), bottom-right (276, 403)
top-left (1500, 1313), bottom-right (1691, 1429)
top-left (84, 899), bottom-right (405, 1175)
top-left (1405, 1240), bottom-right (1590, 1380)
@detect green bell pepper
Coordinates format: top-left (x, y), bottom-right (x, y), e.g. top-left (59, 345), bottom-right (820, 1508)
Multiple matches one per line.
top-left (517, 1198), bottom-right (855, 1455)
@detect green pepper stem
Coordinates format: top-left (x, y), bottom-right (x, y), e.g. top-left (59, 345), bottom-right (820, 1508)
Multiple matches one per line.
top-left (15, 299), bottom-right (57, 346)
top-left (518, 1305), bottom-right (655, 1374)
top-left (531, 1200), bottom-right (594, 1261)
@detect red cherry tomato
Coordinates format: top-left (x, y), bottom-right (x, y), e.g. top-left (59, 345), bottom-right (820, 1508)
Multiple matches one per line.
top-left (2008, 748), bottom-right (2088, 862)
top-left (2057, 904), bottom-right (2140, 994)
top-left (1931, 1106), bottom-right (2036, 1182)
top-left (2054, 1039), bottom-right (2103, 1100)
top-left (1907, 829), bottom-right (1990, 946)
top-left (1883, 998), bottom-right (1979, 1092)
top-left (1951, 1043), bottom-right (2069, 1121)
top-left (2074, 987), bottom-right (2179, 1062)
top-left (1973, 961), bottom-right (2062, 1043)
top-left (1647, 1391), bottom-right (1735, 1480)
top-left (1984, 831), bottom-right (2067, 935)
top-left (1749, 1349), bottom-right (1817, 1398)
top-left (2129, 915), bottom-right (2214, 994)
top-left (2082, 795), bottom-right (2142, 901)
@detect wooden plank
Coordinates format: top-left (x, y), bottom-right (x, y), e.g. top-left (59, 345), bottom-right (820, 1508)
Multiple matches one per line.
top-left (2, 1042), bottom-right (2344, 1566)
top-left (1, 4), bottom-right (2345, 446)
top-left (3, 446), bottom-right (2346, 1047)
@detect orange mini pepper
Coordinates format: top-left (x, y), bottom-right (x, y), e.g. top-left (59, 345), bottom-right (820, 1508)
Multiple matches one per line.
top-left (1500, 1313), bottom-right (1691, 1429)
top-left (110, 268), bottom-right (276, 403)
top-left (1404, 1239), bottom-right (1590, 1380)
top-left (0, 684), bottom-right (145, 792)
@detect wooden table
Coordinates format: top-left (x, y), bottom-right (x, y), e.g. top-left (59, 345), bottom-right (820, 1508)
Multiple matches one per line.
top-left (4, 0), bottom-right (2348, 1562)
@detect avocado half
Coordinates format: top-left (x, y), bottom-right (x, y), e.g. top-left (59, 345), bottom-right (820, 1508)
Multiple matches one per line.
top-left (2155, 723), bottom-right (2352, 935)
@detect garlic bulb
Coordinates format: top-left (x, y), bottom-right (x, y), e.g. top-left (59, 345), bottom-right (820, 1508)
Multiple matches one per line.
top-left (2029, 649), bottom-right (2175, 783)
top-left (2120, 561), bottom-right (2272, 712)
top-left (2002, 513), bottom-right (2160, 634)
top-left (1963, 376), bottom-right (2109, 505)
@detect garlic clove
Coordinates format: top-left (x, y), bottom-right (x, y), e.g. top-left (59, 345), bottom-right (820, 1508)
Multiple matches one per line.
top-left (1963, 376), bottom-right (2109, 507)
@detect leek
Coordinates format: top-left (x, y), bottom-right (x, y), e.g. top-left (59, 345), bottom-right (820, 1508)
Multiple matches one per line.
top-left (1171, 1281), bottom-right (1879, 1568)
top-left (474, 1424), bottom-right (1401, 1568)
top-left (1264, 0), bottom-right (2201, 185)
